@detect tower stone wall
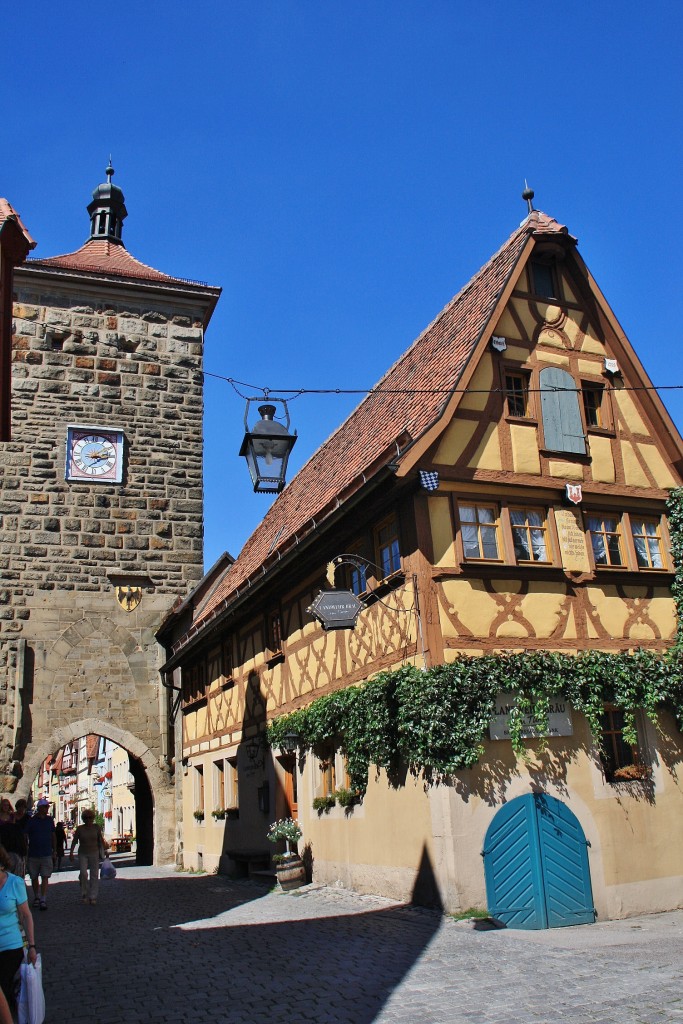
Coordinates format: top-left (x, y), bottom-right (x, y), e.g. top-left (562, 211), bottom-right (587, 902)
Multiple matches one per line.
top-left (0, 183), bottom-right (219, 863)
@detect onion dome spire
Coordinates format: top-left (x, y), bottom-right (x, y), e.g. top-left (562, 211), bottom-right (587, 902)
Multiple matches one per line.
top-left (87, 158), bottom-right (127, 244)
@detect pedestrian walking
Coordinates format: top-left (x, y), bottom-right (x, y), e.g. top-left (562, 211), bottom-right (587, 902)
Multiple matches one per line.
top-left (24, 799), bottom-right (55, 912)
top-left (70, 809), bottom-right (107, 905)
top-left (54, 822), bottom-right (67, 872)
top-left (0, 843), bottom-right (36, 1024)
top-left (0, 814), bottom-right (27, 879)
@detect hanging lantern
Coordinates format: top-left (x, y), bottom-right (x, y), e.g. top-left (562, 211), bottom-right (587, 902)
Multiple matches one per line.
top-left (239, 399), bottom-right (297, 494)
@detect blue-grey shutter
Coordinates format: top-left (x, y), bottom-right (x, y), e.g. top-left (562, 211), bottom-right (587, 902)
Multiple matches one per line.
top-left (539, 367), bottom-right (586, 454)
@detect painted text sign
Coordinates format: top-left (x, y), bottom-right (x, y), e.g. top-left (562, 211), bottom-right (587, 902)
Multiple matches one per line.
top-left (489, 693), bottom-right (573, 741)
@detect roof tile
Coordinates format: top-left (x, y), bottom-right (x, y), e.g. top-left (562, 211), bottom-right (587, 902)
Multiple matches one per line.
top-left (193, 212), bottom-right (566, 629)
top-left (27, 238), bottom-right (209, 287)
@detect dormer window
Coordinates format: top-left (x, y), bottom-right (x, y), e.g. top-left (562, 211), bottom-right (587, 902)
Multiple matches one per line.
top-left (530, 260), bottom-right (559, 300)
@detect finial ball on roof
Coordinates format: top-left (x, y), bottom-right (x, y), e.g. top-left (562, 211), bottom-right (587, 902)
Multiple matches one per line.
top-left (522, 185), bottom-right (534, 202)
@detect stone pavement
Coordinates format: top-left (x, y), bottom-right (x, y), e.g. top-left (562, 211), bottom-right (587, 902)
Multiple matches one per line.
top-left (32, 860), bottom-right (683, 1024)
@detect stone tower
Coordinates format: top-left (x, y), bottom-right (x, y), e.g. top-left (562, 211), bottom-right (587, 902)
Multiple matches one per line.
top-left (0, 165), bottom-right (220, 862)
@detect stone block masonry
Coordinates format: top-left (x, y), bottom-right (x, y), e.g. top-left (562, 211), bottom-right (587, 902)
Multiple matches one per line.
top-left (0, 265), bottom-right (218, 855)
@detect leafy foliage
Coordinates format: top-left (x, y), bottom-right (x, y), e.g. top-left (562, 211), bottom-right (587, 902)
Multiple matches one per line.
top-left (268, 492), bottom-right (683, 791)
top-left (268, 649), bottom-right (683, 792)
top-left (667, 487), bottom-right (683, 648)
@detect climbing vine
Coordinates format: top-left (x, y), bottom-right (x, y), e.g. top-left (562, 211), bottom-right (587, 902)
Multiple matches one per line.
top-left (268, 488), bottom-right (683, 793)
top-left (268, 649), bottom-right (683, 793)
top-left (667, 487), bottom-right (683, 648)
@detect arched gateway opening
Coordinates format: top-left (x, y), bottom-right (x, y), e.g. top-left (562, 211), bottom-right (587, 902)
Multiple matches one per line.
top-left (13, 720), bottom-right (174, 866)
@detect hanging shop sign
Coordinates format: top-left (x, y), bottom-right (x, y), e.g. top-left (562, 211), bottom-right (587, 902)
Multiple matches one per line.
top-left (307, 590), bottom-right (364, 631)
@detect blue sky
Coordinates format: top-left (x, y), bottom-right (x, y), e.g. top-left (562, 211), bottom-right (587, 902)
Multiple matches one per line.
top-left (4, 2), bottom-right (683, 569)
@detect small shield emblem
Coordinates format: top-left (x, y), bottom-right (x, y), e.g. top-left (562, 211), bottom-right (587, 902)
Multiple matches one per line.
top-left (490, 335), bottom-right (507, 352)
top-left (565, 483), bottom-right (583, 505)
top-left (116, 585), bottom-right (142, 612)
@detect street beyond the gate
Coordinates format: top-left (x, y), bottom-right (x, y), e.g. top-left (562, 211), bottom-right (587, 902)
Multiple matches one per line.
top-left (33, 861), bottom-right (683, 1024)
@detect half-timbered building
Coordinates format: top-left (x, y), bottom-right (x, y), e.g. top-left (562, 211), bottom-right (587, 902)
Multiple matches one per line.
top-left (159, 204), bottom-right (683, 925)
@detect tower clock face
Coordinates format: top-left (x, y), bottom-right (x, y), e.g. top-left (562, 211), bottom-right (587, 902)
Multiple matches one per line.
top-left (66, 426), bottom-right (124, 483)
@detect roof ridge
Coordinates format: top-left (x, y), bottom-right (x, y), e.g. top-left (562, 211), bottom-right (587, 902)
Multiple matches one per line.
top-left (192, 213), bottom-right (538, 627)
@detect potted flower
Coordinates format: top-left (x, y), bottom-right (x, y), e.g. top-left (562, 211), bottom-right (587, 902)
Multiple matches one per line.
top-left (211, 808), bottom-right (226, 820)
top-left (193, 809), bottom-right (205, 821)
top-left (266, 818), bottom-right (306, 890)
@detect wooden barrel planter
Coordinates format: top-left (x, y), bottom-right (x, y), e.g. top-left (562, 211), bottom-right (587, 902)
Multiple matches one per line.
top-left (275, 855), bottom-right (306, 891)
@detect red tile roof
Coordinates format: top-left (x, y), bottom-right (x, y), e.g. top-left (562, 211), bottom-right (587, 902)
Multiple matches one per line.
top-left (190, 211), bottom-right (569, 636)
top-left (26, 238), bottom-right (210, 288)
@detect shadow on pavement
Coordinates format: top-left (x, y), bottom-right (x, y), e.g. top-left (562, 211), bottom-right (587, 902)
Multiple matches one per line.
top-left (35, 857), bottom-right (442, 1024)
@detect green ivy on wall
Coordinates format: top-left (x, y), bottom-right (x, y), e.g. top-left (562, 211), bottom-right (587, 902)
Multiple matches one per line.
top-left (667, 487), bottom-right (683, 648)
top-left (268, 649), bottom-right (683, 792)
top-left (268, 489), bottom-right (683, 792)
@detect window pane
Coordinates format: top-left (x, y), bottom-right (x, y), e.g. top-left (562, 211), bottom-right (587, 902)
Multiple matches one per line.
top-left (459, 504), bottom-right (500, 560)
top-left (631, 518), bottom-right (663, 569)
top-left (531, 261), bottom-right (556, 298)
top-left (481, 527), bottom-right (499, 560)
top-left (462, 524), bottom-right (481, 558)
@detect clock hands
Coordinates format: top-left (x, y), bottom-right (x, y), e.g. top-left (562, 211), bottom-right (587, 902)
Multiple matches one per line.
top-left (86, 448), bottom-right (113, 463)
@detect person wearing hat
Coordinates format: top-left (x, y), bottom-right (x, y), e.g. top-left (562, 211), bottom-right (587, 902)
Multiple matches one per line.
top-left (24, 798), bottom-right (55, 911)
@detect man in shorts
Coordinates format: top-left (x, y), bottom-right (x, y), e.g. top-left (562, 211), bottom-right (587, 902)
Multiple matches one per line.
top-left (25, 798), bottom-right (56, 911)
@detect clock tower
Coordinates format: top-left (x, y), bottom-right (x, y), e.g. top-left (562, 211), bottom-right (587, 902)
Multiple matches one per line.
top-left (0, 166), bottom-right (221, 863)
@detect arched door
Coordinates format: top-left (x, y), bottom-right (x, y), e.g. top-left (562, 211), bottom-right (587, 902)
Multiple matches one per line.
top-left (483, 793), bottom-right (595, 929)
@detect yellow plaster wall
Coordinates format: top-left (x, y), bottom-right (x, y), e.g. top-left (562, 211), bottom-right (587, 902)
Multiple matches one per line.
top-left (588, 434), bottom-right (616, 483)
top-left (510, 297), bottom-right (536, 337)
top-left (468, 422), bottom-right (502, 471)
top-left (445, 714), bottom-right (683, 919)
top-left (613, 389), bottom-right (648, 434)
top-left (459, 357), bottom-right (493, 412)
top-left (548, 459), bottom-right (584, 479)
top-left (491, 308), bottom-right (523, 341)
top-left (510, 423), bottom-right (541, 475)
top-left (636, 443), bottom-right (678, 488)
top-left (621, 442), bottom-right (651, 488)
top-left (433, 420), bottom-right (477, 466)
top-left (428, 496), bottom-right (457, 567)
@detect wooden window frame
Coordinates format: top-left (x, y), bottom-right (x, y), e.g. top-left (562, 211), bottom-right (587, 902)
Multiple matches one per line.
top-left (316, 742), bottom-right (337, 798)
top-left (182, 662), bottom-right (206, 707)
top-left (600, 704), bottom-right (647, 783)
top-left (335, 540), bottom-right (370, 596)
top-left (374, 515), bottom-right (401, 579)
top-left (266, 609), bottom-right (284, 660)
top-left (529, 258), bottom-right (561, 301)
top-left (213, 759), bottom-right (225, 813)
top-left (586, 512), bottom-right (624, 569)
top-left (503, 369), bottom-right (533, 420)
top-left (508, 506), bottom-right (552, 565)
top-left (628, 514), bottom-right (666, 571)
top-left (457, 502), bottom-right (503, 563)
top-left (225, 757), bottom-right (239, 812)
top-left (195, 765), bottom-right (205, 820)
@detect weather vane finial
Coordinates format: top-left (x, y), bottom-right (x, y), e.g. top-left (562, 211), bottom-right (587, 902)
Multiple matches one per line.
top-left (522, 180), bottom-right (535, 215)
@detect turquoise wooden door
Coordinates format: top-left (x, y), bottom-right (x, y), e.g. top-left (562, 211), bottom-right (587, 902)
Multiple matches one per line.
top-left (483, 794), bottom-right (595, 929)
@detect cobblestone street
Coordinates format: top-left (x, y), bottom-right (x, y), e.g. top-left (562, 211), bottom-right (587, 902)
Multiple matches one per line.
top-left (33, 860), bottom-right (683, 1024)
